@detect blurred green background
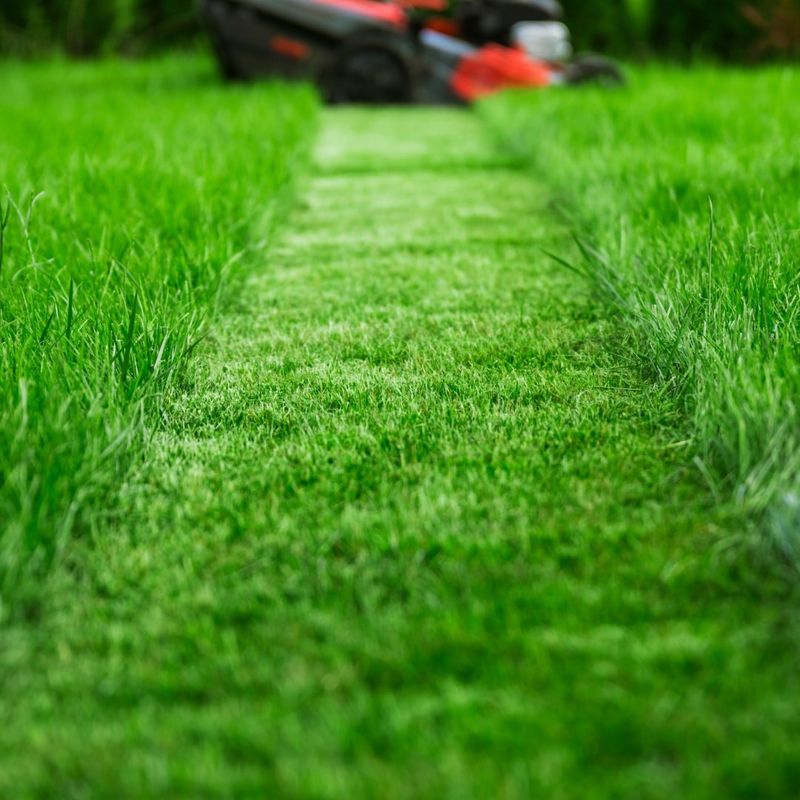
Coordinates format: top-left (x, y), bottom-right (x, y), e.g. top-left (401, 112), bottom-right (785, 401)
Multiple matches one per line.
top-left (1, 0), bottom-right (799, 61)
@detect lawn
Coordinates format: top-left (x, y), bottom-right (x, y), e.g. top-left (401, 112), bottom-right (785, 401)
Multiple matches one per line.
top-left (0, 56), bottom-right (315, 605)
top-left (1, 57), bottom-right (800, 798)
top-left (481, 67), bottom-right (800, 562)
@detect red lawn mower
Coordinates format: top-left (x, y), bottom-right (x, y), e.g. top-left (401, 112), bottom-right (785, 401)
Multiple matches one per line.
top-left (201, 0), bottom-right (623, 104)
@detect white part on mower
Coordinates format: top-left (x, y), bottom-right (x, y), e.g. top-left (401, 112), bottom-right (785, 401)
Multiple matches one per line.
top-left (419, 29), bottom-right (475, 58)
top-left (512, 21), bottom-right (572, 63)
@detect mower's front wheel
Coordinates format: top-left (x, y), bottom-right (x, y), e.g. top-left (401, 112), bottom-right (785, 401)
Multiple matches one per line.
top-left (326, 35), bottom-right (412, 104)
top-left (210, 36), bottom-right (243, 82)
top-left (566, 54), bottom-right (625, 87)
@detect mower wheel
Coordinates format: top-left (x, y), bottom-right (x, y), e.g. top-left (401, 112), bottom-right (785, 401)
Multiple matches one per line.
top-left (327, 35), bottom-right (412, 104)
top-left (210, 36), bottom-right (242, 81)
top-left (566, 54), bottom-right (625, 87)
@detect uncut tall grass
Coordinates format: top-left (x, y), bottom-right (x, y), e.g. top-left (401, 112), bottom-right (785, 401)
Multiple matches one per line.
top-left (482, 67), bottom-right (800, 562)
top-left (0, 56), bottom-right (315, 610)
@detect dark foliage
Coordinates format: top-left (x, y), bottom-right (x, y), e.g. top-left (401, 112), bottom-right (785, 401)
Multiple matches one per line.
top-left (0, 0), bottom-right (798, 60)
top-left (568, 0), bottom-right (800, 60)
top-left (0, 0), bottom-right (200, 56)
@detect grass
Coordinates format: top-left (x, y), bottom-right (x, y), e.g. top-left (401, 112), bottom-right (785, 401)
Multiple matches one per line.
top-left (2, 56), bottom-right (800, 796)
top-left (480, 67), bottom-right (800, 565)
top-left (0, 55), bottom-right (315, 610)
top-left (1, 68), bottom-right (800, 799)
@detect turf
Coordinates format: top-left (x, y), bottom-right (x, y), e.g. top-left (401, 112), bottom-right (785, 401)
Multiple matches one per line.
top-left (2, 68), bottom-right (800, 798)
top-left (481, 67), bottom-right (800, 563)
top-left (0, 60), bottom-right (800, 800)
top-left (0, 56), bottom-right (315, 607)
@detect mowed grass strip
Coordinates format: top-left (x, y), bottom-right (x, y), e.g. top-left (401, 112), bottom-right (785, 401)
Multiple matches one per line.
top-left (481, 68), bottom-right (800, 564)
top-left (2, 107), bottom-right (799, 799)
top-left (0, 56), bottom-right (315, 608)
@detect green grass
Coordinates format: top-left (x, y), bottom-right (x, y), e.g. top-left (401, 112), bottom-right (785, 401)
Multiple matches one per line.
top-left (0, 55), bottom-right (315, 608)
top-left (481, 67), bottom-right (800, 564)
top-left (2, 61), bottom-right (800, 798)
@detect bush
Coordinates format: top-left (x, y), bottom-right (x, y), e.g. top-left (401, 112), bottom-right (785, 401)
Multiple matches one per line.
top-left (564, 0), bottom-right (800, 60)
top-left (0, 0), bottom-right (198, 56)
top-left (563, 0), bottom-right (641, 55)
top-left (0, 2), bottom-right (797, 69)
top-left (648, 0), bottom-right (757, 60)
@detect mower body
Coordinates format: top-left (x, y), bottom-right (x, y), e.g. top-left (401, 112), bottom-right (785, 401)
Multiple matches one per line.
top-left (202, 0), bottom-right (620, 103)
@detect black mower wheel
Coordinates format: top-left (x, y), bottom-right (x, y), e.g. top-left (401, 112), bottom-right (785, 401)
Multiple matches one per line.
top-left (566, 54), bottom-right (625, 87)
top-left (327, 35), bottom-right (412, 104)
top-left (210, 36), bottom-right (242, 82)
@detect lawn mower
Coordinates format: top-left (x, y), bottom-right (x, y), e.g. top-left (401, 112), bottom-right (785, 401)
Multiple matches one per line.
top-left (201, 0), bottom-right (624, 103)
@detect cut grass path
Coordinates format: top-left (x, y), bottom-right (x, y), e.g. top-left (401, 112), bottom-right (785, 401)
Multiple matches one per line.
top-left (3, 108), bottom-right (800, 798)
